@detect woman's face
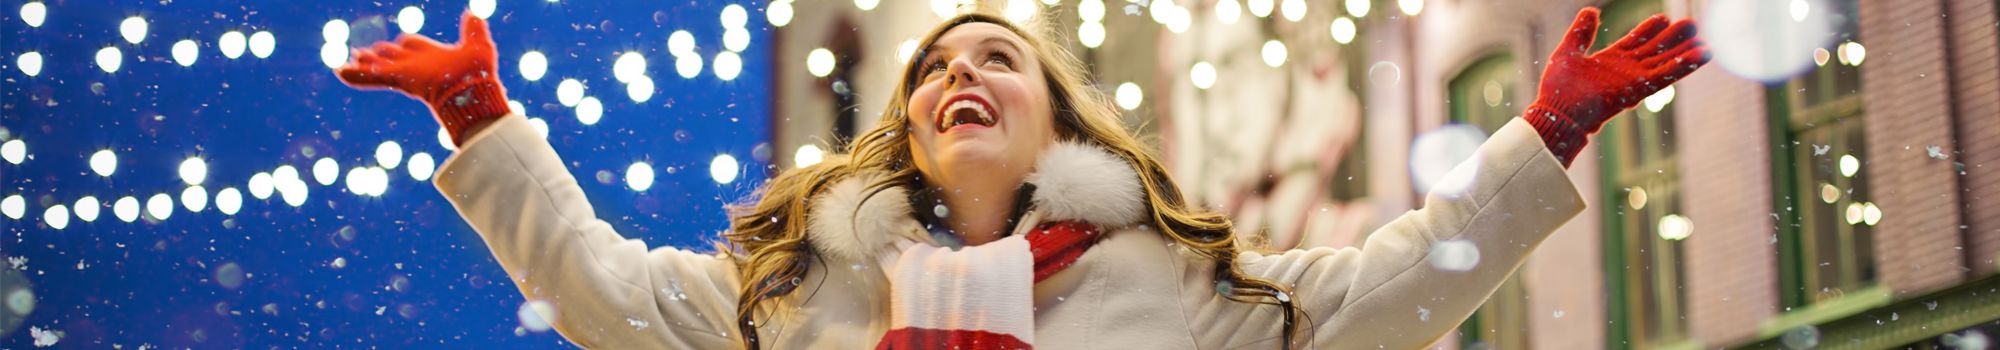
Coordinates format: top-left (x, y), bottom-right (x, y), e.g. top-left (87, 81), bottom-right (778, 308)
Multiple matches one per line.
top-left (906, 23), bottom-right (1058, 191)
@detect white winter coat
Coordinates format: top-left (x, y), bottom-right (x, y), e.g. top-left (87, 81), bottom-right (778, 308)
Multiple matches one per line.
top-left (432, 115), bottom-right (1583, 349)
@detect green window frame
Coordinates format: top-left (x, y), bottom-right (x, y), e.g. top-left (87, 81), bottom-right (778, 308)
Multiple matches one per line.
top-left (1769, 0), bottom-right (1874, 312)
top-left (1593, 1), bottom-right (1695, 349)
top-left (1448, 52), bottom-right (1532, 350)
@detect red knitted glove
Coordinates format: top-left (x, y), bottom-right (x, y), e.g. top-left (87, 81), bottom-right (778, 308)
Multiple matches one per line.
top-left (336, 12), bottom-right (509, 145)
top-left (1526, 8), bottom-right (1710, 166)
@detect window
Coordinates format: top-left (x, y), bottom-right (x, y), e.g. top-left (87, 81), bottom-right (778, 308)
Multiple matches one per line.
top-left (1594, 0), bottom-right (1692, 348)
top-left (1447, 55), bottom-right (1521, 134)
top-left (1448, 53), bottom-right (1531, 350)
top-left (1771, 0), bottom-right (1873, 309)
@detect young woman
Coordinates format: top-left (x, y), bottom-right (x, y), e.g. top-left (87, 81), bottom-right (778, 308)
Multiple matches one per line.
top-left (337, 7), bottom-right (1706, 349)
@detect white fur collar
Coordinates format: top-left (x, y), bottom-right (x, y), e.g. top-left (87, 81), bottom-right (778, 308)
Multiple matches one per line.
top-left (805, 142), bottom-right (1148, 261)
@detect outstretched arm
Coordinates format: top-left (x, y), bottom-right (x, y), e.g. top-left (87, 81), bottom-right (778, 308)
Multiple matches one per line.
top-left (1194, 8), bottom-right (1709, 349)
top-left (336, 13), bottom-right (742, 348)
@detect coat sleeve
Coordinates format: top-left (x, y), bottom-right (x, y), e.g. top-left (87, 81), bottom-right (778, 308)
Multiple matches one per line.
top-left (1188, 119), bottom-right (1586, 349)
top-left (433, 115), bottom-right (742, 348)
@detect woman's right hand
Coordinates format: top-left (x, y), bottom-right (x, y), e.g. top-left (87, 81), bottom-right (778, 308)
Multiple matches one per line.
top-left (337, 11), bottom-right (510, 145)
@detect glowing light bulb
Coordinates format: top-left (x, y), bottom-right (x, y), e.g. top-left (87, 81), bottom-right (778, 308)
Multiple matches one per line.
top-left (1280, 0), bottom-right (1306, 22)
top-left (181, 186), bottom-right (208, 212)
top-left (768, 1), bottom-right (795, 27)
top-left (146, 193), bottom-right (174, 221)
top-left (557, 79), bottom-right (586, 106)
top-left (120, 16), bottom-right (148, 44)
top-left (470, 0), bottom-right (498, 19)
top-left (376, 141), bottom-right (404, 169)
top-left (627, 76), bottom-right (655, 102)
top-left (249, 31), bottom-right (276, 58)
top-left (1216, 0), bottom-right (1242, 24)
top-left (313, 158), bottom-right (340, 185)
top-left (1078, 22), bottom-right (1105, 48)
top-left (215, 187), bottom-right (243, 215)
top-left (806, 48), bottom-right (835, 77)
top-left (220, 31), bottom-right (247, 59)
top-left (713, 52), bottom-right (742, 81)
top-left (710, 154), bottom-right (739, 184)
top-left (16, 51), bottom-right (41, 76)
top-left (398, 6), bottom-right (425, 34)
top-left (516, 51), bottom-right (548, 81)
top-left (669, 30), bottom-right (697, 57)
top-left (43, 205), bottom-right (67, 230)
top-left (1345, 0), bottom-right (1370, 17)
top-left (179, 157), bottom-right (208, 185)
top-left (323, 19), bottom-right (351, 44)
top-left (675, 54), bottom-right (703, 79)
top-left (897, 39), bottom-right (920, 63)
top-left (0, 195), bottom-right (21, 219)
top-left (172, 40), bottom-right (199, 67)
top-left (626, 162), bottom-right (655, 192)
top-left (1262, 40), bottom-right (1288, 67)
top-left (321, 42), bottom-right (350, 69)
top-left (723, 29), bottom-right (750, 53)
top-left (1079, 0), bottom-right (1105, 22)
top-left (856, 0), bottom-right (880, 11)
top-left (113, 196), bottom-right (139, 222)
top-left (74, 196), bottom-right (100, 223)
top-left (248, 172), bottom-right (274, 199)
top-left (1005, 0), bottom-right (1037, 23)
top-left (576, 97), bottom-right (603, 125)
top-left (96, 47), bottom-right (122, 73)
top-left (408, 152), bottom-right (436, 181)
top-left (19, 2), bottom-right (45, 27)
top-left (1399, 0), bottom-right (1423, 16)
top-left (794, 144), bottom-right (824, 168)
top-left (1190, 62), bottom-right (1217, 89)
top-left (89, 149), bottom-right (117, 177)
top-left (1331, 17), bottom-right (1357, 44)
top-left (721, 4), bottom-right (748, 28)
top-left (0, 139), bottom-right (22, 164)
top-left (613, 51), bottom-right (647, 83)
top-left (1115, 82), bottom-right (1143, 110)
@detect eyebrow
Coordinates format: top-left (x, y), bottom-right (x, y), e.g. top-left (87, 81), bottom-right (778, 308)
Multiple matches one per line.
top-left (919, 36), bottom-right (1026, 63)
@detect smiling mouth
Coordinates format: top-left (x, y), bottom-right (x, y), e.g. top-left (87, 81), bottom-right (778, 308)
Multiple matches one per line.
top-left (936, 94), bottom-right (998, 133)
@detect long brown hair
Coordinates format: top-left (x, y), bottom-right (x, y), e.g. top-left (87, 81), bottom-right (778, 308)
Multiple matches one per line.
top-left (724, 12), bottom-right (1300, 349)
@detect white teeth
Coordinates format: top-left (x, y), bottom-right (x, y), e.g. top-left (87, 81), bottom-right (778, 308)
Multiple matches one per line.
top-left (941, 100), bottom-right (994, 129)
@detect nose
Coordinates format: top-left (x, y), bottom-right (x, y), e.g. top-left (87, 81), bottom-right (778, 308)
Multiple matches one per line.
top-left (943, 59), bottom-right (981, 88)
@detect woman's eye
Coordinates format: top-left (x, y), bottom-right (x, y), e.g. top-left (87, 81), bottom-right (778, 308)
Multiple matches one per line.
top-left (986, 53), bottom-right (1013, 67)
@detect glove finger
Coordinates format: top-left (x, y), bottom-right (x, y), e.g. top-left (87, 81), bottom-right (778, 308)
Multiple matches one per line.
top-left (337, 64), bottom-right (395, 89)
top-left (370, 42), bottom-right (407, 59)
top-left (1556, 7), bottom-right (1602, 57)
top-left (396, 34), bottom-right (445, 51)
top-left (460, 12), bottom-right (494, 48)
top-left (351, 49), bottom-right (382, 65)
top-left (1643, 36), bottom-right (1702, 67)
top-left (1651, 44), bottom-right (1711, 84)
top-left (1609, 15), bottom-right (1669, 52)
top-left (1641, 19), bottom-right (1698, 56)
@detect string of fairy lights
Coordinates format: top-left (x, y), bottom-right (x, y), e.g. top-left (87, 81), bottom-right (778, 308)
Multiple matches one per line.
top-left (0, 0), bottom-right (755, 231)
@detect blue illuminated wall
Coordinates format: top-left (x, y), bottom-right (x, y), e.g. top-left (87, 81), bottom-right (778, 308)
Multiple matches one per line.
top-left (1, 0), bottom-right (771, 347)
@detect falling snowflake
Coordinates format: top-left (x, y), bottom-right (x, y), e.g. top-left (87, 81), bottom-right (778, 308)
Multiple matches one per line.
top-left (7, 256), bottom-right (25, 270)
top-left (1812, 144), bottom-right (1830, 156)
top-left (29, 326), bottom-right (59, 347)
top-left (663, 279), bottom-right (689, 301)
top-left (1417, 306), bottom-right (1432, 321)
top-left (628, 317), bottom-right (650, 330)
top-left (1927, 145), bottom-right (1949, 160)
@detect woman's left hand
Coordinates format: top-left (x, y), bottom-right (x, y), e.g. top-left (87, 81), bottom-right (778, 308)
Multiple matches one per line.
top-left (1525, 7), bottom-right (1710, 165)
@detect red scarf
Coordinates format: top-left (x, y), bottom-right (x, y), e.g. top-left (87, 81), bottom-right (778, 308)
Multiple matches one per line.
top-left (875, 221), bottom-right (1103, 349)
